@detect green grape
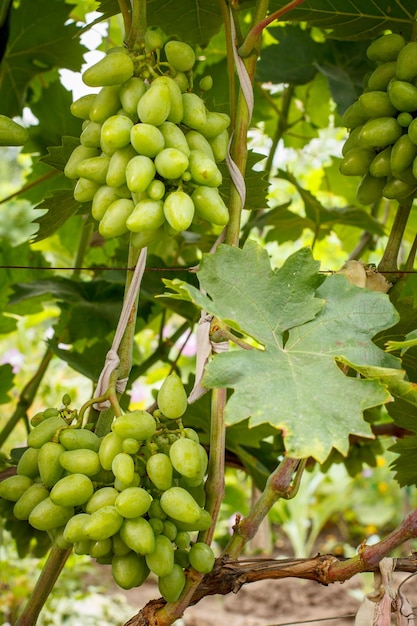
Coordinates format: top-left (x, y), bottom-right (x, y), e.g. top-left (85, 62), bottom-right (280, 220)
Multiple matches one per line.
top-left (27, 415), bottom-right (68, 449)
top-left (126, 155), bottom-right (156, 193)
top-left (100, 114), bottom-right (134, 154)
top-left (152, 76), bottom-right (184, 124)
top-left (85, 487), bottom-right (119, 514)
top-left (182, 93), bottom-right (207, 130)
top-left (175, 530), bottom-right (191, 549)
top-left (145, 26), bottom-right (167, 51)
top-left (159, 121), bottom-right (190, 156)
top-left (64, 145), bottom-right (100, 180)
top-left (38, 441), bottom-right (65, 487)
top-left (126, 198), bottom-right (165, 233)
top-left (74, 540), bottom-right (91, 555)
top-left (119, 77), bottom-right (147, 116)
top-left (164, 40), bottom-right (195, 72)
top-left (388, 80), bottom-right (417, 113)
top-left (208, 129), bottom-right (229, 163)
top-left (154, 148), bottom-right (189, 179)
top-left (99, 198), bottom-right (134, 239)
top-left (185, 130), bottom-right (215, 161)
top-left (29, 497), bottom-right (74, 531)
top-left (145, 534), bottom-right (174, 577)
top-left (358, 117), bottom-right (402, 149)
top-left (174, 548), bottom-right (190, 569)
top-left (114, 473), bottom-right (141, 492)
top-left (358, 91), bottom-right (397, 119)
top-left (162, 520), bottom-right (177, 542)
top-left (112, 553), bottom-right (149, 589)
top-left (146, 452), bottom-right (173, 491)
top-left (169, 438), bottom-right (206, 480)
top-left (59, 428), bottom-right (100, 452)
top-left (366, 33), bottom-right (405, 62)
top-left (160, 486), bottom-right (202, 525)
top-left (106, 145), bottom-right (136, 188)
top-left (397, 111), bottom-right (413, 127)
top-left (112, 532), bottom-right (131, 556)
top-left (396, 41), bottom-right (417, 81)
top-left (98, 432), bottom-right (124, 470)
top-left (157, 372), bottom-right (188, 419)
top-left (391, 134), bottom-right (417, 175)
top-left (369, 146), bottom-right (392, 177)
top-left (149, 517), bottom-right (164, 535)
top-left (115, 487), bottom-right (152, 518)
top-left (16, 447), bottom-right (40, 478)
top-left (89, 86), bottom-right (121, 124)
top-left (199, 75), bottom-right (213, 91)
top-left (172, 508), bottom-right (212, 532)
top-left (59, 449), bottom-right (101, 476)
top-left (63, 513), bottom-right (91, 543)
top-left (158, 564), bottom-right (186, 602)
top-left (13, 483), bottom-right (49, 520)
top-left (148, 499), bottom-right (167, 520)
top-left (188, 150), bottom-right (222, 187)
top-left (111, 411), bottom-right (157, 441)
top-left (112, 452), bottom-right (135, 486)
top-left (137, 82), bottom-right (171, 126)
top-left (74, 178), bottom-right (101, 203)
top-left (366, 62), bottom-right (397, 91)
top-left (80, 120), bottom-right (102, 148)
top-left (189, 542), bottom-right (215, 573)
top-left (122, 437), bottom-right (140, 454)
top-left (147, 179), bottom-right (165, 201)
top-left (82, 50), bottom-right (134, 87)
top-left (75, 155), bottom-right (111, 184)
top-left (197, 111), bottom-right (231, 139)
top-left (120, 517), bottom-right (155, 554)
top-left (130, 227), bottom-right (164, 249)
top-left (70, 94), bottom-right (96, 119)
top-left (49, 473), bottom-right (94, 507)
top-left (90, 538), bottom-right (113, 558)
top-left (191, 186), bottom-right (229, 225)
top-left (173, 72), bottom-right (189, 93)
top-left (84, 505), bottom-right (124, 541)
top-left (130, 123), bottom-right (165, 157)
top-left (163, 190), bottom-right (195, 232)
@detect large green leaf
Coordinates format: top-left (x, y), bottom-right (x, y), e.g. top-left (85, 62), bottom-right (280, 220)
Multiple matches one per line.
top-left (269, 0), bottom-right (415, 41)
top-left (32, 189), bottom-right (84, 242)
top-left (95, 0), bottom-right (223, 46)
top-left (0, 0), bottom-right (86, 116)
top-left (164, 241), bottom-right (399, 462)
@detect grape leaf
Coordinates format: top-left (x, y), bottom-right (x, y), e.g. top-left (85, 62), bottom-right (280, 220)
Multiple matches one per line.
top-left (389, 437), bottom-right (417, 487)
top-left (95, 0), bottom-right (223, 46)
top-left (32, 189), bottom-right (83, 242)
top-left (0, 0), bottom-right (86, 116)
top-left (163, 241), bottom-right (399, 462)
top-left (269, 0), bottom-right (415, 41)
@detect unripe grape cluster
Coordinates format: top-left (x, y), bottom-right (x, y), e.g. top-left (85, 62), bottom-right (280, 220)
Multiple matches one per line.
top-left (65, 29), bottom-right (230, 247)
top-left (0, 373), bottom-right (215, 599)
top-left (340, 33), bottom-right (417, 205)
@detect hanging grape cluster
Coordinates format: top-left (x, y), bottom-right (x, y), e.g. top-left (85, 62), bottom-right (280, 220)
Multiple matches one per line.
top-left (65, 28), bottom-right (230, 247)
top-left (340, 33), bottom-right (417, 205)
top-left (0, 373), bottom-right (215, 599)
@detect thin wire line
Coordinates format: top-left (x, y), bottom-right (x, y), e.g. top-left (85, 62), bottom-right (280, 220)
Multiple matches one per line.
top-left (264, 612), bottom-right (356, 625)
top-left (0, 265), bottom-right (192, 271)
top-left (0, 265), bottom-right (416, 274)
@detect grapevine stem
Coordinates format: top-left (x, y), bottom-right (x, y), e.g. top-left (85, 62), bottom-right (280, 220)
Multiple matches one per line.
top-left (378, 199), bottom-right (413, 274)
top-left (224, 456), bottom-right (303, 558)
top-left (200, 387), bottom-right (227, 545)
top-left (15, 547), bottom-right (72, 626)
top-left (239, 0), bottom-right (306, 58)
top-left (126, 0), bottom-right (146, 50)
top-left (118, 0), bottom-right (132, 40)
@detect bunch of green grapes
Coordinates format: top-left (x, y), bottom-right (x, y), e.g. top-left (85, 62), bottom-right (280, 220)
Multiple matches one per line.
top-left (0, 373), bottom-right (215, 600)
top-left (340, 33), bottom-right (417, 205)
top-left (65, 28), bottom-right (230, 247)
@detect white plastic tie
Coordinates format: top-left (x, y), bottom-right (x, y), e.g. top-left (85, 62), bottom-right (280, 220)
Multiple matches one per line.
top-left (94, 247), bottom-right (147, 410)
top-left (225, 5), bottom-right (255, 210)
